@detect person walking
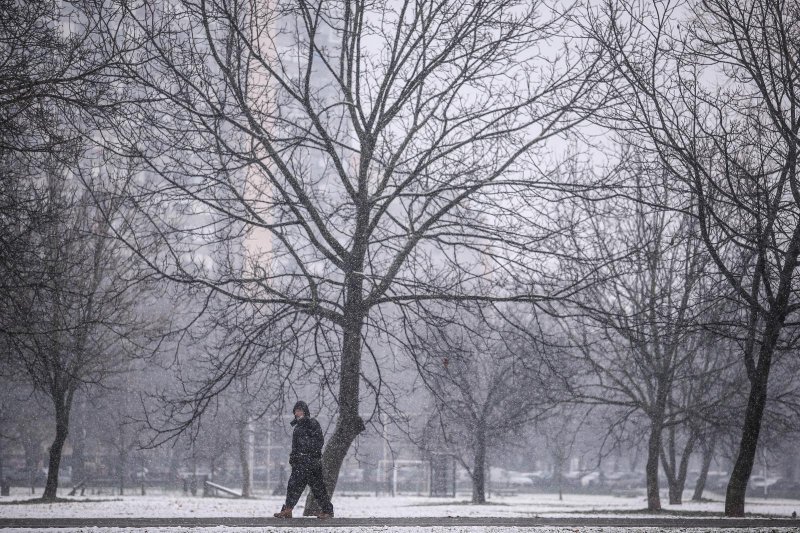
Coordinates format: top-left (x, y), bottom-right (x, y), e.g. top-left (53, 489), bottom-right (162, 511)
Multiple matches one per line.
top-left (273, 401), bottom-right (334, 519)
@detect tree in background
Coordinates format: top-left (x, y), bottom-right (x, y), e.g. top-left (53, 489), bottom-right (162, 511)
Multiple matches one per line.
top-left (659, 332), bottom-right (742, 505)
top-left (589, 0), bottom-right (800, 515)
top-left (415, 304), bottom-right (557, 503)
top-left (0, 0), bottom-right (158, 501)
top-left (1, 155), bottom-right (164, 500)
top-left (538, 406), bottom-right (585, 501)
top-left (555, 154), bottom-right (729, 510)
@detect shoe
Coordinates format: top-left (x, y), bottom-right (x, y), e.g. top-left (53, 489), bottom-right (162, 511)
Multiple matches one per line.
top-left (317, 511), bottom-right (334, 519)
top-left (273, 505), bottom-right (293, 518)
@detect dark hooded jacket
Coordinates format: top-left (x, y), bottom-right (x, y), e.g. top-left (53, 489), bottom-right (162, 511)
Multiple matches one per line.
top-left (289, 401), bottom-right (324, 465)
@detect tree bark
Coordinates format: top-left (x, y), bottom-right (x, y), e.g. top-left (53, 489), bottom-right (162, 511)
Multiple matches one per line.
top-left (303, 295), bottom-right (366, 515)
top-left (42, 409), bottom-right (69, 500)
top-left (665, 462), bottom-right (685, 504)
top-left (303, 411), bottom-right (365, 514)
top-left (471, 426), bottom-right (487, 504)
top-left (645, 418), bottom-right (663, 511)
top-left (725, 307), bottom-right (788, 517)
top-left (664, 471), bottom-right (681, 504)
top-left (725, 348), bottom-right (773, 516)
top-left (660, 426), bottom-right (695, 505)
top-left (692, 434), bottom-right (716, 501)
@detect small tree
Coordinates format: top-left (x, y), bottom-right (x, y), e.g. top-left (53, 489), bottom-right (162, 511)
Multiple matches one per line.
top-left (415, 304), bottom-right (554, 503)
top-left (557, 157), bottom-right (721, 510)
top-left (539, 407), bottom-right (583, 501)
top-left (0, 0), bottom-right (158, 500)
top-left (2, 157), bottom-right (162, 500)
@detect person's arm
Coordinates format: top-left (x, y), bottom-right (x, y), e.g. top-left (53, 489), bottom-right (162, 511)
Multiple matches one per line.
top-left (313, 420), bottom-right (325, 454)
top-left (289, 427), bottom-right (299, 465)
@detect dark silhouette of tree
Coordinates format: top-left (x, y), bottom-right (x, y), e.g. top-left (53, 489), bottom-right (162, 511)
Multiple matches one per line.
top-left (588, 0), bottom-right (800, 516)
top-left (2, 155), bottom-right (164, 500)
top-left (555, 155), bottom-right (734, 510)
top-left (86, 0), bottom-right (610, 509)
top-left (1, 1), bottom-right (151, 500)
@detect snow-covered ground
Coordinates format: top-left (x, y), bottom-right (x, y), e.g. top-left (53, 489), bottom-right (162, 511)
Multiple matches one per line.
top-left (2, 488), bottom-right (799, 518)
top-left (2, 489), bottom-right (799, 532)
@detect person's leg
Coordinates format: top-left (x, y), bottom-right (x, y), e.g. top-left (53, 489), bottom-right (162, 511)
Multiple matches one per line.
top-left (308, 461), bottom-right (334, 515)
top-left (284, 465), bottom-right (309, 509)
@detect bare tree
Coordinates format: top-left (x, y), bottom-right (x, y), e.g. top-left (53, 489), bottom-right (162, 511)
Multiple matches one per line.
top-left (0, 1), bottom-right (160, 500)
top-left (659, 339), bottom-right (738, 505)
top-left (1, 0), bottom-right (126, 293)
top-left (413, 304), bottom-right (554, 503)
top-left (88, 0), bottom-right (608, 509)
top-left (555, 155), bottom-right (729, 510)
top-left (1, 155), bottom-right (164, 500)
top-left (100, 403), bottom-right (140, 496)
top-left (539, 406), bottom-right (584, 501)
top-left (588, 0), bottom-right (800, 516)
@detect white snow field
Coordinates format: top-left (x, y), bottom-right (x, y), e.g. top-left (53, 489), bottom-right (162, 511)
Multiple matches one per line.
top-left (2, 489), bottom-right (800, 518)
top-left (2, 490), bottom-right (799, 532)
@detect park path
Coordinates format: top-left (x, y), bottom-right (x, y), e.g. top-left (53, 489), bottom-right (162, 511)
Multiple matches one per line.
top-left (1, 516), bottom-right (799, 529)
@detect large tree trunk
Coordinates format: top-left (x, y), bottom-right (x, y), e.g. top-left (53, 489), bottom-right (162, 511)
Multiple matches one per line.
top-left (725, 351), bottom-right (772, 516)
top-left (471, 426), bottom-right (487, 504)
top-left (725, 313), bottom-right (784, 517)
top-left (645, 418), bottom-right (663, 511)
top-left (303, 297), bottom-right (366, 515)
top-left (692, 434), bottom-right (716, 501)
top-left (725, 175), bottom-right (800, 515)
top-left (42, 408), bottom-right (69, 500)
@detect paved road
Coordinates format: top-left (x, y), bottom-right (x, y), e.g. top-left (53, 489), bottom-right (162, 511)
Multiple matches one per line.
top-left (1, 516), bottom-right (799, 529)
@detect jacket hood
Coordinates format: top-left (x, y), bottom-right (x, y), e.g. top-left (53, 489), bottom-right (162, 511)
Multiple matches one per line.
top-left (292, 400), bottom-right (310, 418)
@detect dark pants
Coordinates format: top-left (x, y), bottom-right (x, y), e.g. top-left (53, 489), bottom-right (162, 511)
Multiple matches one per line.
top-left (284, 460), bottom-right (333, 513)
